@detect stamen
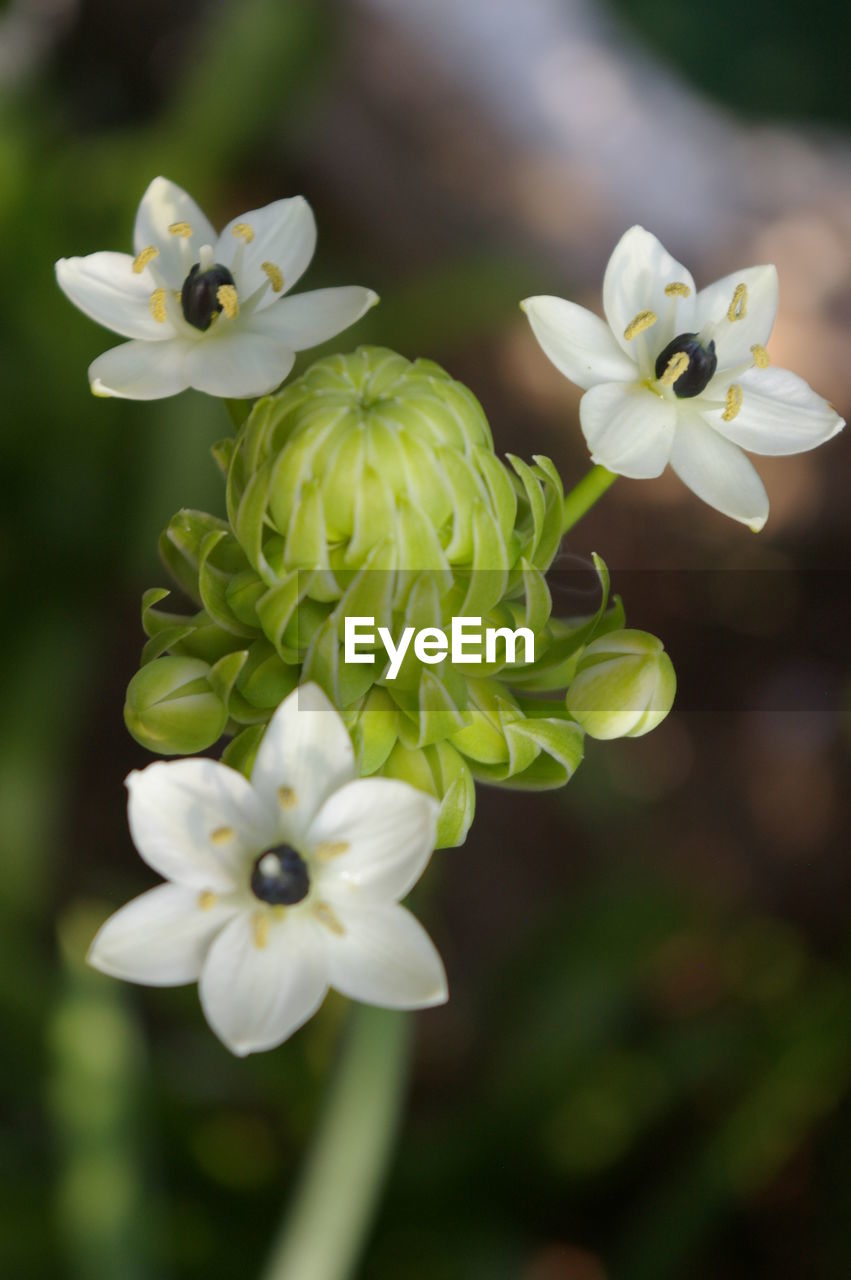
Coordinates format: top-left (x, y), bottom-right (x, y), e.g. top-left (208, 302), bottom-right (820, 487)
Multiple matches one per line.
top-left (278, 786), bottom-right (297, 809)
top-left (664, 282), bottom-right (691, 298)
top-left (315, 841), bottom-right (349, 862)
top-left (149, 288), bottom-right (168, 323)
top-left (654, 332), bottom-right (717, 397)
top-left (232, 222), bottom-right (255, 243)
top-left (132, 245), bottom-right (158, 274)
top-left (314, 902), bottom-right (345, 936)
top-left (168, 221), bottom-right (193, 237)
top-left (261, 261), bottom-right (284, 292)
top-left (216, 283), bottom-right (239, 319)
top-left (198, 891), bottom-right (217, 911)
top-left (727, 283), bottom-right (748, 322)
top-left (624, 310), bottom-right (658, 341)
top-left (658, 351), bottom-right (690, 387)
top-left (210, 826), bottom-right (234, 845)
top-left (750, 343), bottom-right (770, 368)
top-left (722, 384), bottom-right (743, 421)
top-left (252, 912), bottom-right (269, 949)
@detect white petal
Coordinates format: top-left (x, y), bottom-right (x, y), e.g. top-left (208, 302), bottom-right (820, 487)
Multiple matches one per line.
top-left (199, 911), bottom-right (328, 1055)
top-left (694, 265), bottom-right (778, 368)
top-left (579, 382), bottom-right (676, 478)
top-left (56, 253), bottom-right (175, 341)
top-left (127, 759), bottom-right (273, 892)
top-left (182, 328), bottom-right (295, 398)
top-left (249, 286), bottom-right (378, 351)
top-left (702, 366), bottom-right (845, 456)
top-left (324, 903), bottom-right (447, 1009)
top-left (88, 883), bottom-right (235, 986)
top-left (88, 339), bottom-right (191, 400)
top-left (310, 778), bottom-right (438, 905)
top-left (603, 226), bottom-right (696, 361)
top-left (521, 295), bottom-right (638, 390)
top-left (134, 176), bottom-right (218, 289)
top-left (669, 411), bottom-right (769, 531)
top-left (217, 196), bottom-right (317, 307)
top-left (251, 684), bottom-right (357, 840)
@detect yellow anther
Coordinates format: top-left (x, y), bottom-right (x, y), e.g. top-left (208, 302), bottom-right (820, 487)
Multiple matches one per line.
top-left (261, 261), bottom-right (284, 292)
top-left (168, 221), bottom-right (193, 237)
top-left (278, 786), bottom-right (297, 809)
top-left (132, 245), bottom-right (158, 274)
top-left (149, 288), bottom-right (167, 324)
top-left (210, 826), bottom-right (234, 846)
top-left (314, 902), bottom-right (345, 936)
top-left (231, 222), bottom-right (255, 243)
top-left (658, 351), bottom-right (690, 387)
top-left (750, 343), bottom-right (770, 368)
top-left (198, 891), bottom-right (218, 911)
top-left (722, 384), bottom-right (743, 421)
top-left (727, 283), bottom-right (748, 322)
top-left (252, 912), bottom-right (269, 949)
top-left (216, 283), bottom-right (239, 319)
top-left (624, 310), bottom-right (658, 341)
top-left (315, 840), bottom-right (349, 862)
top-left (664, 281), bottom-right (691, 298)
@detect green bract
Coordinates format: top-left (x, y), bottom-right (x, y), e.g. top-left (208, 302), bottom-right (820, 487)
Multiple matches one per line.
top-left (126, 346), bottom-right (668, 847)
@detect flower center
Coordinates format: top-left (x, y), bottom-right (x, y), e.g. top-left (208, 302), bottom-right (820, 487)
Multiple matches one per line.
top-left (654, 332), bottom-right (717, 398)
top-left (250, 846), bottom-right (310, 906)
top-left (181, 262), bottom-right (237, 331)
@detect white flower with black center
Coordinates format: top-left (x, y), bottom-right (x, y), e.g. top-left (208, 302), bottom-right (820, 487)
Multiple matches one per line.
top-left (56, 177), bottom-right (378, 400)
top-left (88, 684), bottom-right (446, 1056)
top-left (522, 226), bottom-right (844, 530)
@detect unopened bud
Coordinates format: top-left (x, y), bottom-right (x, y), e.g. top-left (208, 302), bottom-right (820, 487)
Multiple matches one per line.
top-left (124, 657), bottom-right (227, 754)
top-left (566, 629), bottom-right (675, 739)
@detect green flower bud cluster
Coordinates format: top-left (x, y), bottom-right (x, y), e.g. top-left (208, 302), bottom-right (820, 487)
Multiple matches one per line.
top-left (126, 346), bottom-right (674, 847)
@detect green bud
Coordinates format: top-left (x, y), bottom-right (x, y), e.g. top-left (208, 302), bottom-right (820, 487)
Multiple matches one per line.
top-left (566, 629), bottom-right (676, 740)
top-left (382, 738), bottom-right (475, 849)
top-left (124, 657), bottom-right (227, 754)
top-left (226, 347), bottom-right (562, 582)
top-left (125, 337), bottom-right (674, 844)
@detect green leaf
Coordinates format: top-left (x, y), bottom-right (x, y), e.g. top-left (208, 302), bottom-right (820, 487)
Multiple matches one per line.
top-left (220, 723), bottom-right (266, 778)
top-left (197, 529), bottom-right (257, 638)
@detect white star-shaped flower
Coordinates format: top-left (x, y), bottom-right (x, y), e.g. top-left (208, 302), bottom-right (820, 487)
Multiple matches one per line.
top-left (88, 684), bottom-right (446, 1056)
top-left (56, 177), bottom-right (378, 400)
top-left (522, 226), bottom-right (844, 530)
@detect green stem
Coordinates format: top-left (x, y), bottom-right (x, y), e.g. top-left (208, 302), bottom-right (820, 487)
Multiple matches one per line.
top-left (260, 1006), bottom-right (411, 1280)
top-left (561, 465), bottom-right (617, 534)
top-left (224, 397), bottom-right (252, 430)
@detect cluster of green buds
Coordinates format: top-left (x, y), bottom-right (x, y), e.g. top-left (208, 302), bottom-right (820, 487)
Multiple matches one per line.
top-left (126, 346), bottom-right (675, 847)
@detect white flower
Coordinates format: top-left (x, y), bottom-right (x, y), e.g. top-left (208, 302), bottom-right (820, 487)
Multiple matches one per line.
top-left (88, 684), bottom-right (446, 1056)
top-left (522, 226), bottom-right (844, 530)
top-left (56, 177), bottom-right (378, 401)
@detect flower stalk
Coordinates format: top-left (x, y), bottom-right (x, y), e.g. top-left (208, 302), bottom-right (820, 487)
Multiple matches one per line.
top-left (260, 1005), bottom-right (411, 1280)
top-left (561, 464), bottom-right (618, 534)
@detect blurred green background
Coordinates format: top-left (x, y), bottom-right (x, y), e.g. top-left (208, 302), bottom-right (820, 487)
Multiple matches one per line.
top-left (1, 1), bottom-right (849, 1277)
